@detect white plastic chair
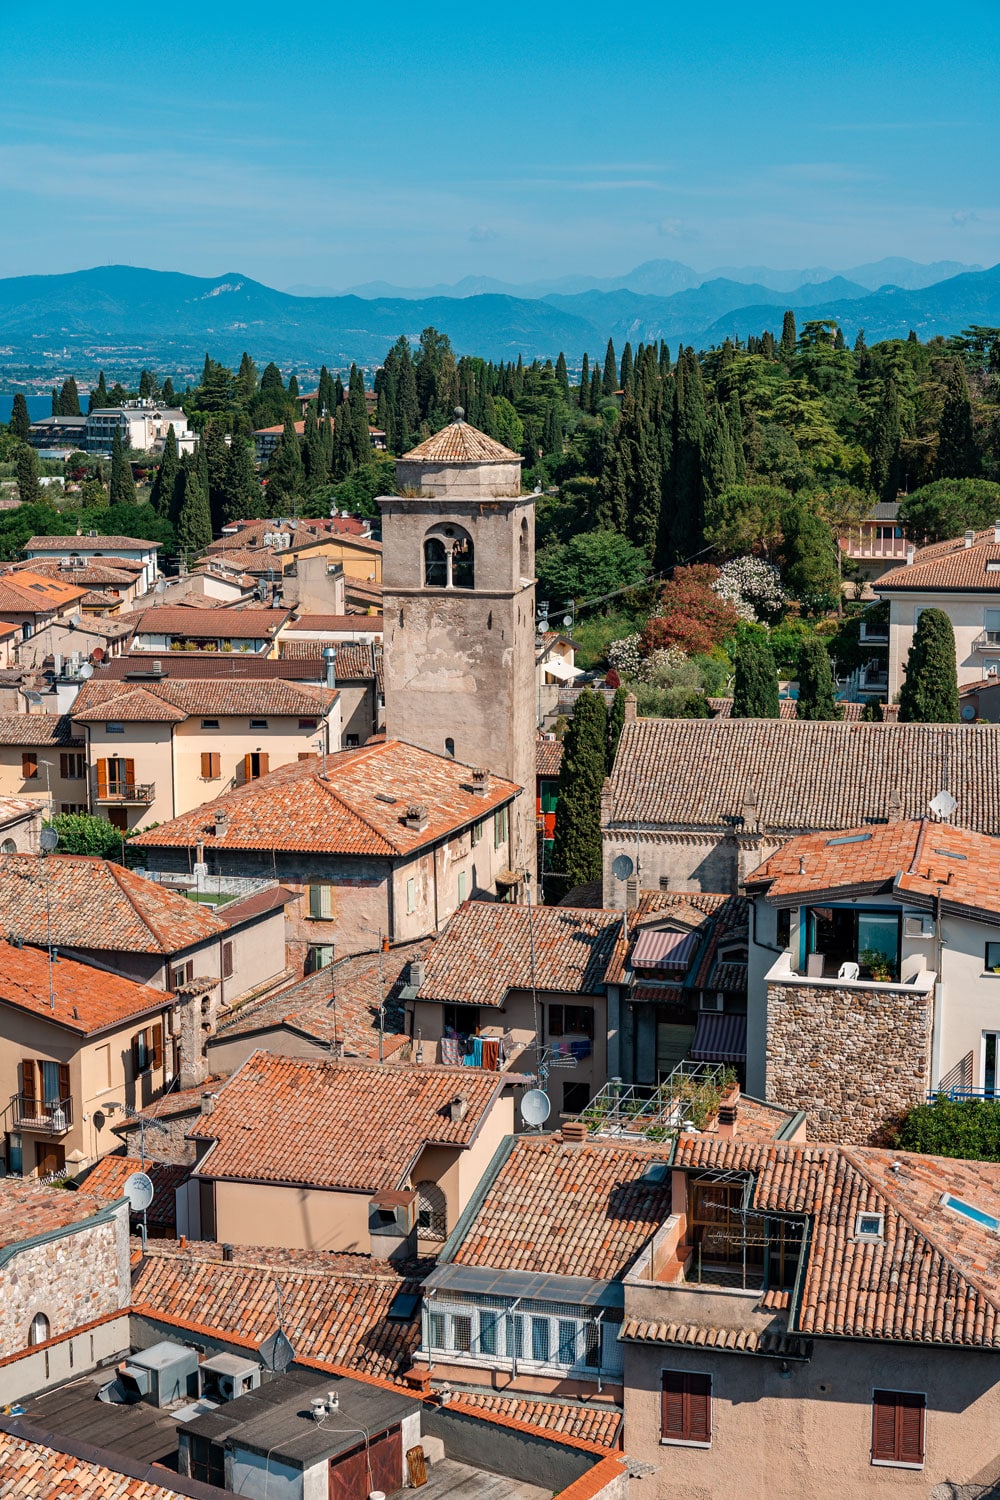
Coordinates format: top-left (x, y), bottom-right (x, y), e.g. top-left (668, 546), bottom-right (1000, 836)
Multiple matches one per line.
top-left (838, 961), bottom-right (860, 981)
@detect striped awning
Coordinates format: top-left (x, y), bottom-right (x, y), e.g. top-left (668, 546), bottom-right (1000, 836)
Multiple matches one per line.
top-left (690, 1011), bottom-right (747, 1063)
top-left (631, 927), bottom-right (698, 970)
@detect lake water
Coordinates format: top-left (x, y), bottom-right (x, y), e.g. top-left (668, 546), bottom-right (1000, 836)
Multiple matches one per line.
top-left (0, 395), bottom-right (55, 424)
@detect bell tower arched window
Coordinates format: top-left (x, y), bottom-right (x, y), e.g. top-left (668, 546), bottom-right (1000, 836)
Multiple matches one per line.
top-left (424, 537), bottom-right (448, 588)
top-left (423, 527), bottom-right (475, 590)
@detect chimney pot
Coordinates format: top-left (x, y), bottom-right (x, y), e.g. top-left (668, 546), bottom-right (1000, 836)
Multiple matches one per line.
top-left (200, 1092), bottom-right (216, 1115)
top-left (471, 767), bottom-right (489, 797)
top-left (994, 520), bottom-right (1000, 545)
top-left (409, 959), bottom-right (426, 987)
top-left (906, 544), bottom-right (915, 565)
top-left (562, 1120), bottom-right (588, 1143)
top-left (965, 529), bottom-right (975, 547)
top-left (221, 1242), bottom-right (234, 1262)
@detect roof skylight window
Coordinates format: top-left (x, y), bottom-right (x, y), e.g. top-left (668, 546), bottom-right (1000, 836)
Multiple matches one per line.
top-left (826, 833), bottom-right (872, 847)
top-left (940, 1193), bottom-right (1000, 1232)
top-left (933, 848), bottom-right (967, 861)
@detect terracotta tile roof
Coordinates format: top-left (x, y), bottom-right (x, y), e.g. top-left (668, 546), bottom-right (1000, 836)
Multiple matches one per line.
top-left (192, 545), bottom-right (281, 572)
top-left (451, 1135), bottom-right (673, 1281)
top-left (0, 1432), bottom-right (189, 1499)
top-left (0, 853), bottom-right (227, 955)
top-left (672, 1136), bottom-right (1000, 1348)
top-left (190, 1052), bottom-right (516, 1191)
top-left (81, 589), bottom-right (122, 607)
top-left (215, 515), bottom-right (372, 546)
top-left (12, 559), bottom-right (139, 586)
top-left (126, 1077), bottom-right (231, 1121)
top-left (95, 652), bottom-right (330, 683)
top-left (78, 1155), bottom-right (187, 1230)
top-left (25, 535), bottom-right (158, 552)
top-left (401, 417), bottom-right (521, 464)
top-left (604, 892), bottom-right (743, 987)
top-left (283, 614), bottom-right (383, 632)
top-left (131, 740), bottom-right (520, 857)
top-left (123, 605), bottom-right (290, 636)
top-left (215, 939), bottom-right (429, 1056)
top-left (450, 1392), bottom-right (622, 1448)
top-left (0, 570), bottom-right (88, 613)
top-left (71, 676), bottom-right (336, 723)
top-left (708, 697), bottom-right (868, 722)
top-left (417, 901), bottom-right (622, 1009)
top-left (130, 1240), bottom-right (426, 1382)
top-left (619, 1317), bottom-right (808, 1358)
top-left (0, 938), bottom-right (170, 1035)
top-left (0, 1177), bottom-right (122, 1251)
top-left (876, 528), bottom-right (1000, 591)
top-left (747, 817), bottom-right (1000, 919)
top-left (0, 713), bottom-right (81, 746)
top-left (608, 718), bottom-right (1000, 835)
top-left (278, 641), bottom-right (381, 682)
top-left (536, 738), bottom-right (564, 776)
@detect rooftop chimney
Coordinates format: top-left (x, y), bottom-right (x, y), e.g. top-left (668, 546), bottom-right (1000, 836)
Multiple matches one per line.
top-left (965, 529), bottom-right (975, 548)
top-left (213, 810), bottom-right (228, 834)
top-left (404, 803), bottom-right (429, 832)
top-left (449, 1094), bottom-right (469, 1124)
top-left (994, 520), bottom-right (1000, 545)
top-left (200, 1092), bottom-right (216, 1116)
top-left (221, 1242), bottom-right (234, 1262)
top-left (409, 958), bottom-right (426, 987)
top-left (906, 544), bottom-right (915, 565)
top-left (471, 767), bottom-right (489, 797)
top-left (562, 1120), bottom-right (588, 1144)
top-left (717, 1084), bottom-right (740, 1139)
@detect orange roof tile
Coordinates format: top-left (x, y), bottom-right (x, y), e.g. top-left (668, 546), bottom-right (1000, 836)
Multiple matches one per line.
top-left (71, 676), bottom-right (336, 723)
top-left (25, 535), bottom-right (158, 552)
top-left (123, 605), bottom-right (290, 635)
top-left (0, 1176), bottom-right (124, 1251)
top-left (451, 1392), bottom-right (621, 1448)
top-left (0, 938), bottom-right (171, 1034)
top-left (78, 1155), bottom-right (187, 1230)
top-left (402, 416), bottom-right (521, 464)
top-left (0, 713), bottom-right (81, 746)
top-left (131, 740), bottom-right (520, 857)
top-left (0, 1433), bottom-right (188, 1499)
top-left (536, 738), bottom-right (564, 776)
top-left (0, 570), bottom-right (89, 614)
top-left (876, 527), bottom-right (1000, 592)
top-left (190, 1052), bottom-right (517, 1191)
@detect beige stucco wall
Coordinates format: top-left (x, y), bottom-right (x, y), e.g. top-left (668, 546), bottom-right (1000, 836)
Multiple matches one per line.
top-left (884, 587), bottom-right (1000, 697)
top-left (0, 1312), bottom-right (131, 1405)
top-left (211, 1178), bottom-right (372, 1253)
top-left (282, 537), bottom-right (382, 584)
top-left (0, 745), bottom-right (88, 815)
top-left (623, 1334), bottom-right (1000, 1499)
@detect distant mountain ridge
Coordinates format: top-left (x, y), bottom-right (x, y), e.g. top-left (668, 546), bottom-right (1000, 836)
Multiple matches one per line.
top-left (1, 260), bottom-right (998, 370)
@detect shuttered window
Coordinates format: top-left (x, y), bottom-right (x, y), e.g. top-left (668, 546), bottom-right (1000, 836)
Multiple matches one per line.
top-left (872, 1390), bottom-right (925, 1467)
top-left (21, 752), bottom-right (37, 779)
top-left (308, 883), bottom-right (333, 920)
top-left (222, 941), bottom-right (234, 978)
top-left (201, 752), bottom-right (221, 779)
top-left (661, 1370), bottom-right (712, 1446)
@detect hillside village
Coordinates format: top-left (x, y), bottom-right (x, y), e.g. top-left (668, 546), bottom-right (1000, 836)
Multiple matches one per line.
top-left (6, 394), bottom-right (1000, 1500)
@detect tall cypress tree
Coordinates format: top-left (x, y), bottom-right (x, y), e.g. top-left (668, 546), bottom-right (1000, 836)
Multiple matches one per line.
top-left (221, 436), bottom-right (262, 523)
top-left (606, 686), bottom-right (627, 774)
top-left (550, 688), bottom-right (608, 893)
top-left (59, 377), bottom-right (81, 416)
top-left (15, 443), bottom-right (41, 503)
top-left (602, 339), bottom-right (617, 397)
top-left (162, 376), bottom-right (176, 404)
top-left (150, 425), bottom-right (179, 517)
top-left (795, 637), bottom-right (841, 720)
top-left (869, 375), bottom-right (904, 504)
top-left (780, 311), bottom-right (797, 359)
top-left (236, 352), bottom-right (258, 405)
top-left (898, 608), bottom-right (960, 723)
top-left (590, 367), bottom-right (603, 411)
top-left (665, 348), bottom-right (709, 565)
top-left (732, 634), bottom-right (779, 718)
top-left (50, 388), bottom-right (59, 417)
top-left (619, 342), bottom-right (634, 391)
top-left (203, 421), bottom-right (230, 534)
top-left (555, 351), bottom-right (569, 398)
top-left (935, 361), bottom-right (980, 479)
top-left (347, 364), bottom-right (369, 469)
top-left (109, 427), bottom-right (137, 506)
top-left (302, 407), bottom-right (326, 490)
top-left (175, 468), bottom-right (213, 557)
top-left (579, 353), bottom-right (590, 412)
top-left (288, 373), bottom-right (300, 400)
top-left (89, 372), bottom-right (109, 413)
top-left (317, 365), bottom-right (335, 417)
top-left (266, 414), bottom-right (305, 506)
top-left (10, 393), bottom-right (30, 440)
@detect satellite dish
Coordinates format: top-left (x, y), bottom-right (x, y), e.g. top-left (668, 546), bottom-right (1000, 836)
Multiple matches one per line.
top-left (611, 854), bottom-right (634, 883)
top-left (520, 1089), bottom-right (551, 1128)
top-left (123, 1171), bottom-right (154, 1213)
top-left (929, 789), bottom-right (958, 821)
top-left (961, 703), bottom-right (976, 721)
top-left (259, 1328), bottom-right (295, 1373)
top-left (78, 663), bottom-right (94, 679)
top-left (40, 829), bottom-right (59, 853)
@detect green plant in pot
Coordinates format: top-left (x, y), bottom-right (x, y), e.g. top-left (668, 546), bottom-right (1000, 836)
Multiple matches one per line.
top-left (859, 947), bottom-right (893, 982)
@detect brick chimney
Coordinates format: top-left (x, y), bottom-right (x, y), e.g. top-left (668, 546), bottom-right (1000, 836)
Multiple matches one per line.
top-left (404, 803), bottom-right (429, 832)
top-left (717, 1084), bottom-right (740, 1139)
top-left (562, 1120), bottom-right (588, 1144)
top-left (470, 767), bottom-right (489, 797)
top-left (624, 693), bottom-right (638, 723)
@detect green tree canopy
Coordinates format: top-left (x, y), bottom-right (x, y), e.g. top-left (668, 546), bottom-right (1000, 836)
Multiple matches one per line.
top-left (15, 443), bottom-right (41, 504)
top-left (174, 468), bottom-right (212, 556)
top-left (898, 607), bottom-right (959, 723)
top-left (795, 636), bottom-right (841, 720)
top-left (10, 394), bottom-right (31, 441)
top-left (550, 688), bottom-right (608, 894)
top-left (894, 1097), bottom-right (1000, 1162)
top-left (778, 503), bottom-right (840, 611)
top-left (150, 424), bottom-right (179, 517)
top-left (109, 428), bottom-right (137, 506)
top-left (46, 813), bottom-right (129, 861)
top-left (898, 479), bottom-right (1000, 544)
top-left (732, 632), bottom-right (779, 717)
top-left (704, 483), bottom-right (791, 558)
top-left (537, 529), bottom-right (648, 605)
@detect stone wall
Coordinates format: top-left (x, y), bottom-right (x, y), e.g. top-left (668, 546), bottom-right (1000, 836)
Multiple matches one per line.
top-left (0, 1202), bottom-right (130, 1355)
top-left (765, 980), bottom-right (933, 1144)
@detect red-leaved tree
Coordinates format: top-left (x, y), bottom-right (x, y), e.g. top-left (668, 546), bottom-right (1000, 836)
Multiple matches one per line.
top-left (639, 565), bottom-right (740, 657)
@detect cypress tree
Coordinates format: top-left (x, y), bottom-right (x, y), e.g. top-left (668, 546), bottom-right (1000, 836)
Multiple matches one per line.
top-left (109, 427), bottom-right (137, 506)
top-left (138, 369), bottom-right (154, 399)
top-left (619, 342), bottom-right (634, 391)
top-left (728, 395), bottom-right (747, 482)
top-left (88, 373), bottom-right (109, 413)
top-left (869, 375), bottom-right (904, 504)
top-left (935, 361), bottom-right (980, 479)
top-left (317, 365), bottom-right (336, 417)
top-left (236, 352), bottom-right (258, 405)
top-left (854, 328), bottom-right (867, 355)
top-left (795, 636), bottom-right (841, 720)
top-left (542, 403), bottom-right (564, 459)
top-left (861, 697), bottom-right (883, 722)
top-left (659, 342), bottom-right (671, 378)
top-left (203, 420), bottom-right (230, 534)
top-left (175, 468), bottom-right (213, 557)
top-left (606, 686), bottom-right (627, 774)
top-left (288, 374), bottom-right (300, 400)
top-left (704, 405), bottom-right (737, 497)
top-left (732, 634), bottom-right (779, 718)
top-left (59, 377), bottom-right (81, 416)
top-left (15, 443), bottom-right (41, 504)
top-left (780, 311), bottom-right (797, 359)
top-left (665, 348), bottom-right (709, 565)
top-left (50, 388), bottom-right (59, 417)
top-left (555, 352), bottom-right (569, 398)
top-left (551, 688), bottom-right (608, 892)
top-left (150, 425), bottom-right (180, 517)
top-left (602, 339), bottom-right (617, 397)
top-left (162, 376), bottom-right (176, 404)
top-left (579, 353), bottom-right (590, 412)
top-left (302, 407), bottom-right (326, 490)
top-left (260, 362), bottom-right (285, 397)
top-left (331, 404), bottom-right (352, 480)
top-left (221, 436), bottom-right (262, 523)
top-left (10, 393), bottom-right (30, 441)
top-left (833, 326), bottom-right (846, 351)
top-left (898, 607), bottom-right (960, 723)
top-left (348, 364), bottom-right (369, 469)
top-left (590, 367), bottom-right (603, 411)
top-left (266, 414), bottom-right (305, 505)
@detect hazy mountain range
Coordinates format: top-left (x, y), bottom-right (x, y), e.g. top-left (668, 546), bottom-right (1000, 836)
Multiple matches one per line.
top-left (0, 260), bottom-right (997, 372)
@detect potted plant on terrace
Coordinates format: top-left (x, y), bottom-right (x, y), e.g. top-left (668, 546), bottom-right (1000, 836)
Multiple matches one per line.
top-left (859, 947), bottom-right (893, 982)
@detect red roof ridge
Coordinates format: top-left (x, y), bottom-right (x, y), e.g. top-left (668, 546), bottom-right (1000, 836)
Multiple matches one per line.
top-left (312, 773), bottom-right (402, 854)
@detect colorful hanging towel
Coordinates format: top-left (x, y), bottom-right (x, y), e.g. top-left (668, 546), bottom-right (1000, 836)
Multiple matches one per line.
top-left (439, 1036), bottom-right (463, 1065)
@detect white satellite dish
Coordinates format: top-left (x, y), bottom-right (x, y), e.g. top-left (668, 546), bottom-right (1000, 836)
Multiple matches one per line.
top-left (929, 789), bottom-right (958, 821)
top-left (259, 1327), bottom-right (295, 1373)
top-left (520, 1089), bottom-right (551, 1129)
top-left (40, 829), bottom-right (59, 853)
top-left (611, 854), bottom-right (634, 882)
top-left (123, 1171), bottom-right (154, 1213)
top-left (78, 663), bottom-right (94, 679)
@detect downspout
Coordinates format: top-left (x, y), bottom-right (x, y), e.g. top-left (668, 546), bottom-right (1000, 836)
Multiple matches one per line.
top-left (931, 884), bottom-right (944, 1090)
top-left (169, 724), bottom-right (177, 820)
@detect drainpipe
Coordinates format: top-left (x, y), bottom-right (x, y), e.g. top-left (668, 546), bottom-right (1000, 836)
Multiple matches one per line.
top-left (931, 885), bottom-right (944, 1089)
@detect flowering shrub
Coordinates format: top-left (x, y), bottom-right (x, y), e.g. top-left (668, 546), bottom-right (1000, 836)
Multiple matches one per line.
top-left (640, 565), bottom-right (740, 657)
top-left (712, 556), bottom-right (786, 624)
top-left (608, 634), bottom-right (643, 677)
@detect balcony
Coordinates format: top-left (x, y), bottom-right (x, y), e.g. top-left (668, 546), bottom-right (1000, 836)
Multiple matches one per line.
top-left (766, 948), bottom-right (935, 993)
top-left (858, 621), bottom-right (889, 645)
top-left (94, 782), bottom-right (155, 804)
top-left (12, 1094), bottom-right (73, 1132)
top-left (972, 630), bottom-right (1000, 654)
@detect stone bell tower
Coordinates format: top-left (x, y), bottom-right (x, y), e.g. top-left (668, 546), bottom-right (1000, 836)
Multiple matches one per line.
top-left (378, 409), bottom-right (537, 881)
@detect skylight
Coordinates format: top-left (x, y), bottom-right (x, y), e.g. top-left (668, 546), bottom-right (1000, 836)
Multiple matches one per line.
top-left (933, 848), bottom-right (967, 861)
top-left (826, 833), bottom-right (872, 847)
top-left (940, 1193), bottom-right (1000, 1232)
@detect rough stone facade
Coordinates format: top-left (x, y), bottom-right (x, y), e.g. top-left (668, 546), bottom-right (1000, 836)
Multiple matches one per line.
top-left (0, 1201), bottom-right (130, 1354)
top-left (765, 980), bottom-right (933, 1144)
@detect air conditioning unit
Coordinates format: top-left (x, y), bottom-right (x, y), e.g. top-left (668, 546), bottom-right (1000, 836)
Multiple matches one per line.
top-left (198, 1353), bottom-right (261, 1404)
top-left (904, 915), bottom-right (934, 939)
top-left (701, 993), bottom-right (725, 1012)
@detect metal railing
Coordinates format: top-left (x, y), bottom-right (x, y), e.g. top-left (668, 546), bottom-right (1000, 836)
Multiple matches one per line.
top-left (94, 782), bottom-right (155, 804)
top-left (12, 1094), bottom-right (74, 1132)
top-left (574, 1061), bottom-right (731, 1140)
top-left (972, 631), bottom-right (1000, 653)
top-left (927, 1088), bottom-right (1000, 1103)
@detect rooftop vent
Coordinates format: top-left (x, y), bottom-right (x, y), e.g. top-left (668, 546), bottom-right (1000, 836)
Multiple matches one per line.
top-left (404, 803), bottom-right (429, 832)
top-left (213, 810), bottom-right (228, 833)
top-left (449, 1094), bottom-right (469, 1124)
top-left (994, 520), bottom-right (1000, 544)
top-left (562, 1120), bottom-right (588, 1144)
top-left (200, 1093), bottom-right (216, 1116)
top-left (965, 529), bottom-right (976, 548)
top-left (471, 767), bottom-right (489, 797)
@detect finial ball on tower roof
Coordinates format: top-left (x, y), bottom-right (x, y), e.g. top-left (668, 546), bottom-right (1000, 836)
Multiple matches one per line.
top-left (454, 406), bottom-right (465, 421)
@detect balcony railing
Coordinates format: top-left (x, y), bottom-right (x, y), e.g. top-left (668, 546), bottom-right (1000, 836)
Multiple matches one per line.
top-left (858, 622), bottom-right (889, 645)
top-left (12, 1095), bottom-right (73, 1132)
top-left (94, 782), bottom-right (155, 804)
top-left (972, 631), bottom-right (1000, 654)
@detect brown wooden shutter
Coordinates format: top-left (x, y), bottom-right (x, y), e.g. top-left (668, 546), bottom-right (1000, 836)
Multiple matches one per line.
top-left (211, 752), bottom-right (220, 778)
top-left (661, 1371), bottom-right (711, 1443)
top-left (661, 1371), bottom-right (687, 1440)
top-left (57, 1062), bottom-right (70, 1104)
top-left (201, 751), bottom-right (212, 778)
top-left (60, 752), bottom-right (70, 778)
top-left (22, 752), bottom-right (37, 779)
top-left (124, 757), bottom-right (136, 791)
top-left (242, 753), bottom-right (253, 783)
top-left (131, 1032), bottom-right (142, 1074)
top-left (151, 1023), bottom-right (163, 1070)
top-left (898, 1394), bottom-right (925, 1465)
top-left (21, 1059), bottom-right (36, 1112)
top-left (96, 758), bottom-right (109, 798)
top-left (686, 1373), bottom-right (711, 1443)
top-left (258, 752), bottom-right (269, 776)
top-left (222, 941), bottom-right (234, 978)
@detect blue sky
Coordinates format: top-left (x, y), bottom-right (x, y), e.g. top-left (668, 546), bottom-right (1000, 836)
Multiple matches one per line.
top-left (1, 0), bottom-right (998, 290)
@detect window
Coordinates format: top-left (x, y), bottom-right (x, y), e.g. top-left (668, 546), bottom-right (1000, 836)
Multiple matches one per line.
top-left (345, 734), bottom-right (359, 748)
top-left (531, 1318), bottom-right (550, 1363)
top-left (856, 1212), bottom-right (885, 1241)
top-left (451, 534), bottom-right (474, 589)
top-left (171, 960), bottom-right (193, 988)
top-left (105, 722), bottom-right (125, 734)
top-left (444, 737), bottom-right (455, 758)
top-left (457, 870), bottom-right (467, 903)
top-left (557, 1321), bottom-right (577, 1365)
top-left (985, 1033), bottom-right (1000, 1098)
top-left (562, 1081), bottom-right (591, 1114)
top-left (494, 805), bottom-right (508, 850)
top-left (986, 610), bottom-right (1000, 643)
top-left (776, 908), bottom-right (791, 949)
top-left (132, 1023), bottom-right (163, 1074)
top-left (250, 718), bottom-right (268, 729)
top-left (60, 752), bottom-right (84, 780)
top-left (872, 1390), bottom-right (925, 1467)
top-left (940, 1192), bottom-right (1000, 1232)
top-left (1, 838), bottom-right (16, 853)
top-left (661, 1370), bottom-right (712, 1446)
top-left (429, 1311), bottom-right (446, 1348)
top-left (443, 1003), bottom-right (479, 1037)
top-left (307, 883), bottom-right (333, 920)
top-left (21, 752), bottom-right (38, 780)
top-left (201, 719), bottom-right (220, 729)
top-left (548, 1004), bottom-right (595, 1039)
top-left (584, 1323), bottom-right (602, 1368)
top-left (986, 943), bottom-right (1000, 973)
top-left (306, 943), bottom-right (334, 973)
top-left (298, 718), bottom-right (318, 730)
top-left (471, 820), bottom-right (483, 846)
top-left (507, 1314), bottom-right (524, 1361)
top-left (28, 1312), bottom-right (50, 1347)
top-left (480, 1310), bottom-right (499, 1356)
top-left (407, 877), bottom-right (416, 914)
top-left (59, 803), bottom-right (86, 815)
top-left (221, 941), bottom-right (234, 979)
top-left (242, 751), bottom-right (269, 782)
top-left (452, 1315), bottom-right (473, 1354)
top-left (416, 1181), bottom-right (447, 1239)
top-left (424, 537), bottom-right (448, 588)
top-left (804, 906), bottom-right (901, 982)
top-left (200, 751), bottom-right (221, 780)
